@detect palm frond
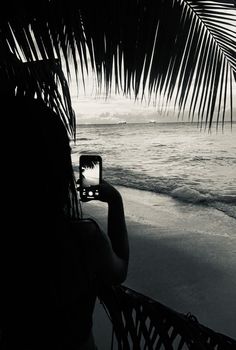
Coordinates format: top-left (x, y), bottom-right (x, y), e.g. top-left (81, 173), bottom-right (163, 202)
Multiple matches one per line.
top-left (0, 47), bottom-right (75, 136)
top-left (0, 1), bottom-right (235, 128)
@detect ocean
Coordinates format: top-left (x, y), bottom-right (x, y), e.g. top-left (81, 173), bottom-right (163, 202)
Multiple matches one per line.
top-left (71, 122), bottom-right (236, 220)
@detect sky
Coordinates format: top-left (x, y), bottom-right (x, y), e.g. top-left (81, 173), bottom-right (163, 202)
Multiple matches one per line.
top-left (68, 68), bottom-right (179, 125)
top-left (66, 54), bottom-right (196, 125)
top-left (68, 68), bottom-right (236, 125)
top-left (70, 90), bottom-right (178, 125)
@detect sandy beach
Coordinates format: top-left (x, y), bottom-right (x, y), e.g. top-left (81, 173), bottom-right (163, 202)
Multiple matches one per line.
top-left (81, 185), bottom-right (236, 348)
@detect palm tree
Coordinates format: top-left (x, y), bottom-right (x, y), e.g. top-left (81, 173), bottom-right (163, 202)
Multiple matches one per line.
top-left (0, 0), bottom-right (235, 133)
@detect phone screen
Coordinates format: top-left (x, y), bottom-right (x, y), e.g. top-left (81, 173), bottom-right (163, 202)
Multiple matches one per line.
top-left (79, 155), bottom-right (102, 200)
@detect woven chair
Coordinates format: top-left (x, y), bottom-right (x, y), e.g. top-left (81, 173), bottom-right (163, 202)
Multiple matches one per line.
top-left (98, 285), bottom-right (236, 350)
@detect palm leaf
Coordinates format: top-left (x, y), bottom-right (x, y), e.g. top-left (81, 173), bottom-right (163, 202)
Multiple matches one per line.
top-left (0, 50), bottom-right (75, 136)
top-left (0, 1), bottom-right (235, 129)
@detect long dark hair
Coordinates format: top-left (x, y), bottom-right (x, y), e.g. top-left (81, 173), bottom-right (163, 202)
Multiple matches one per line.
top-left (2, 94), bottom-right (80, 221)
top-left (1, 93), bottom-right (80, 346)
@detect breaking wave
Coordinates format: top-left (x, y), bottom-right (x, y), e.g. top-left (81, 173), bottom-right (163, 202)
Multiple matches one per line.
top-left (103, 166), bottom-right (236, 219)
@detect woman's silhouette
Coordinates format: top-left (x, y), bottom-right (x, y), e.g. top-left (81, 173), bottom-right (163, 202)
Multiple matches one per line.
top-left (0, 93), bottom-right (129, 349)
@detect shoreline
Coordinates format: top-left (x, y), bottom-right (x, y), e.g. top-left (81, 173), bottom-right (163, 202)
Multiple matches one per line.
top-left (81, 186), bottom-right (236, 345)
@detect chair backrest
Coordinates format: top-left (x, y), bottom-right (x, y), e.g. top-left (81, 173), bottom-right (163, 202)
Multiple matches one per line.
top-left (99, 285), bottom-right (236, 350)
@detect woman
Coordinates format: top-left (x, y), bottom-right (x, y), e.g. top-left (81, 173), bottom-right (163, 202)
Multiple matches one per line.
top-left (0, 94), bottom-right (129, 349)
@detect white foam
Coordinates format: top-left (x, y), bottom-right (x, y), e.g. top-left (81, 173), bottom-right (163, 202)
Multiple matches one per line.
top-left (171, 185), bottom-right (210, 203)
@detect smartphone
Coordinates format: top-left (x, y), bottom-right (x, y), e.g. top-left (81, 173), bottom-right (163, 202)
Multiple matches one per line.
top-left (79, 155), bottom-right (102, 200)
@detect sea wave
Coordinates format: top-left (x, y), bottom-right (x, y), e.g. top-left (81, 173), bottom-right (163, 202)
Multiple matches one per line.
top-left (102, 166), bottom-right (236, 219)
top-left (72, 122), bottom-right (236, 220)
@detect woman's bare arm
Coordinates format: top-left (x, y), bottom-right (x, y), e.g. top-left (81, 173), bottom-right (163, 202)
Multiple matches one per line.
top-left (100, 181), bottom-right (129, 273)
top-left (79, 181), bottom-right (129, 285)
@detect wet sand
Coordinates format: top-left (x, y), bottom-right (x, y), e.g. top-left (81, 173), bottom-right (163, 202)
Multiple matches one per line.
top-left (81, 186), bottom-right (236, 347)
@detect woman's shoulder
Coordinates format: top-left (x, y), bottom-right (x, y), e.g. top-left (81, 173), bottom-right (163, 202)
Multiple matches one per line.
top-left (69, 218), bottom-right (100, 230)
top-left (66, 218), bottom-right (102, 241)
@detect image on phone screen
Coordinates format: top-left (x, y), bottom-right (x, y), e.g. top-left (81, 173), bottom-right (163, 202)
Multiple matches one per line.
top-left (80, 155), bottom-right (102, 200)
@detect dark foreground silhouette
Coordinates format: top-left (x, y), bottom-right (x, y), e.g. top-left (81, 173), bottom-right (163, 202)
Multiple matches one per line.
top-left (0, 94), bottom-right (129, 349)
